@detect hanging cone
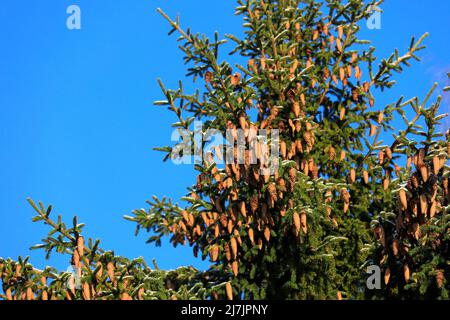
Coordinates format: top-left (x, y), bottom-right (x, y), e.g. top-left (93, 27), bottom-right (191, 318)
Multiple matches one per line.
top-left (15, 264), bottom-right (21, 277)
top-left (300, 211), bottom-right (308, 234)
top-left (337, 25), bottom-right (344, 39)
top-left (429, 200), bottom-right (436, 218)
top-left (399, 189), bottom-right (408, 211)
top-left (339, 107), bottom-right (346, 121)
top-left (383, 177), bottom-right (390, 190)
top-left (239, 201), bottom-right (247, 217)
top-left (392, 239), bottom-right (399, 256)
top-left (258, 238), bottom-right (263, 250)
top-left (239, 113), bottom-right (247, 129)
top-left (384, 268), bottom-right (391, 285)
top-left (231, 72), bottom-right (241, 86)
top-left (225, 282), bottom-right (233, 300)
top-left (83, 282), bottom-right (91, 300)
top-left (355, 66), bottom-right (362, 80)
top-left (73, 249), bottom-right (80, 268)
top-left (328, 146), bottom-right (336, 160)
top-left (385, 147), bottom-right (392, 160)
top-left (378, 151), bottom-right (384, 164)
top-left (95, 261), bottom-right (103, 281)
top-left (394, 164), bottom-right (400, 177)
top-left (267, 184), bottom-right (278, 203)
top-left (332, 74), bottom-right (338, 84)
top-left (181, 210), bottom-right (189, 223)
top-left (188, 213), bottom-right (195, 227)
top-left (248, 228), bottom-right (255, 245)
top-left (347, 65), bottom-right (353, 78)
top-left (293, 212), bottom-right (301, 235)
top-left (230, 238), bottom-right (238, 259)
top-left (26, 287), bottom-right (34, 301)
top-left (227, 220), bottom-right (233, 234)
top-left (280, 141), bottom-right (287, 159)
top-left (419, 165), bottom-right (429, 182)
top-left (250, 195), bottom-right (258, 214)
top-left (215, 224), bottom-right (220, 238)
top-left (289, 167), bottom-right (297, 191)
top-left (340, 150), bottom-right (346, 161)
top-left (349, 169), bottom-right (356, 184)
top-left (420, 195), bottom-right (428, 216)
top-left (336, 291), bottom-right (342, 300)
top-left (121, 292), bottom-right (132, 300)
top-left (405, 157), bottom-right (411, 168)
top-left (363, 170), bottom-right (369, 184)
top-left (138, 287), bottom-right (145, 301)
top-left (339, 67), bottom-right (345, 82)
top-left (336, 38), bottom-right (342, 52)
top-left (204, 71), bottom-right (213, 83)
top-left (343, 202), bottom-right (349, 213)
top-left (210, 245), bottom-right (219, 262)
top-left (312, 29), bottom-right (319, 40)
top-left (264, 227), bottom-right (271, 242)
top-left (231, 261), bottom-right (239, 277)
top-left (5, 288), bottom-right (13, 300)
top-left (332, 216), bottom-right (339, 227)
top-left (412, 222), bottom-right (421, 240)
top-left (340, 188), bottom-right (350, 203)
top-left (436, 270), bottom-right (444, 289)
top-left (107, 262), bottom-right (115, 284)
top-left (77, 236), bottom-right (85, 257)
top-left (404, 264), bottom-right (410, 282)
top-left (377, 112), bottom-right (384, 124)
top-left (370, 124), bottom-right (377, 137)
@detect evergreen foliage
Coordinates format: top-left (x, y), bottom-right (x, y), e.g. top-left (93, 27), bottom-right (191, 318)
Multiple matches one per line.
top-left (1, 0), bottom-right (448, 300)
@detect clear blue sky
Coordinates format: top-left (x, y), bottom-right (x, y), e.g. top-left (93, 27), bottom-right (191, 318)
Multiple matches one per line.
top-left (0, 1), bottom-right (449, 272)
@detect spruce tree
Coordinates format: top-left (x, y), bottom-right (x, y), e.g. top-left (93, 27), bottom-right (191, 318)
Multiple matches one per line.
top-left (1, 0), bottom-right (448, 300)
top-left (367, 74), bottom-right (450, 299)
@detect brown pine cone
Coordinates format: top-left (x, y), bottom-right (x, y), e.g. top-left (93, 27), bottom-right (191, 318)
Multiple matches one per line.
top-left (288, 167), bottom-right (297, 191)
top-left (250, 195), bottom-right (259, 214)
top-left (328, 146), bottom-right (336, 161)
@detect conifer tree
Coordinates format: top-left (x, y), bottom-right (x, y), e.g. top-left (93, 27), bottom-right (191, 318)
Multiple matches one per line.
top-left (367, 74), bottom-right (450, 299)
top-left (1, 0), bottom-right (448, 300)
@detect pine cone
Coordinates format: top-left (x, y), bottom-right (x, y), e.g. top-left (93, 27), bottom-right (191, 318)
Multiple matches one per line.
top-left (293, 212), bottom-right (301, 235)
top-left (248, 228), bottom-right (255, 245)
top-left (409, 173), bottom-right (420, 189)
top-left (403, 264), bottom-right (410, 282)
top-left (250, 195), bottom-right (259, 214)
top-left (436, 270), bottom-right (444, 288)
top-left (264, 227), bottom-right (271, 242)
top-left (267, 183), bottom-right (278, 202)
top-left (230, 238), bottom-right (238, 259)
top-left (204, 71), bottom-right (213, 83)
top-left (288, 167), bottom-right (297, 191)
top-left (231, 261), bottom-right (239, 277)
top-left (399, 189), bottom-right (408, 211)
top-left (328, 146), bottom-right (336, 161)
top-left (340, 188), bottom-right (350, 203)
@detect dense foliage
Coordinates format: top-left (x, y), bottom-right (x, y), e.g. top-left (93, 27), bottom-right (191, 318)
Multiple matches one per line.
top-left (1, 0), bottom-right (448, 300)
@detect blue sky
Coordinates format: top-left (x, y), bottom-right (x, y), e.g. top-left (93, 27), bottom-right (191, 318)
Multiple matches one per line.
top-left (0, 1), bottom-right (449, 272)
